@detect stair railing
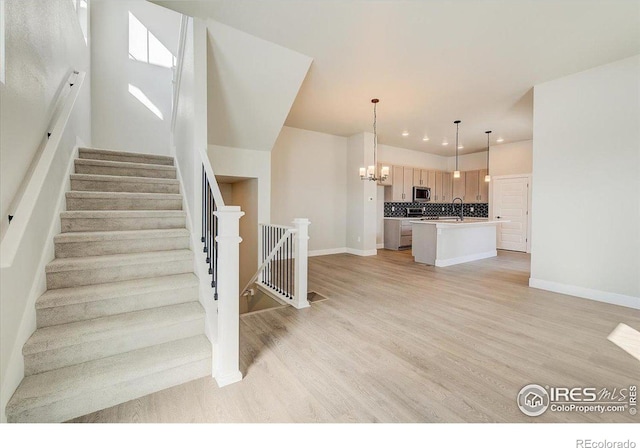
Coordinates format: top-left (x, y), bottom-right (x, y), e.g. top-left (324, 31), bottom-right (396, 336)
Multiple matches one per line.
top-left (241, 227), bottom-right (296, 299)
top-left (249, 220), bottom-right (310, 309)
top-left (172, 16), bottom-right (243, 387)
top-left (1, 70), bottom-right (85, 264)
top-left (201, 164), bottom-right (220, 299)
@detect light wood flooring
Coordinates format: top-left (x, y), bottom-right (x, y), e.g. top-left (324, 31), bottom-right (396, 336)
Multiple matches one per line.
top-left (71, 250), bottom-right (640, 423)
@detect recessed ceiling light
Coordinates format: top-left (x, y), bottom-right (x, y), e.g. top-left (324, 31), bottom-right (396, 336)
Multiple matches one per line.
top-left (457, 145), bottom-right (464, 149)
top-left (442, 141), bottom-right (449, 146)
top-left (422, 136), bottom-right (430, 141)
top-left (402, 131), bottom-right (409, 137)
top-left (496, 137), bottom-right (504, 143)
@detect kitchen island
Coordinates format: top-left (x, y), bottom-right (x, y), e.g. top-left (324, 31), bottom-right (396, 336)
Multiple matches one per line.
top-left (410, 219), bottom-right (506, 267)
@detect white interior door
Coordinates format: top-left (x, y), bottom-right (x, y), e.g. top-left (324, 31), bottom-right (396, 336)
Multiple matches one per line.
top-left (493, 177), bottom-right (529, 252)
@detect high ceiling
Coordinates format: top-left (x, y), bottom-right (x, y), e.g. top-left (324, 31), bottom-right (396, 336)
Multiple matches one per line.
top-left (155, 0), bottom-right (640, 154)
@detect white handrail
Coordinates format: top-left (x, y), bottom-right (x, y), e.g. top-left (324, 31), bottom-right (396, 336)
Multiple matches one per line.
top-left (241, 228), bottom-right (296, 297)
top-left (1, 71), bottom-right (86, 268)
top-left (171, 14), bottom-right (189, 134)
top-left (259, 223), bottom-right (292, 230)
top-left (200, 148), bottom-right (225, 208)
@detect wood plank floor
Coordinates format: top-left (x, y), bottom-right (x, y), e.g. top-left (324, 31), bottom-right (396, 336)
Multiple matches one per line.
top-left (71, 250), bottom-right (640, 423)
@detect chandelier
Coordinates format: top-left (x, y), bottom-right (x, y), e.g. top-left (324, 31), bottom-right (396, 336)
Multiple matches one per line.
top-left (360, 99), bottom-right (389, 181)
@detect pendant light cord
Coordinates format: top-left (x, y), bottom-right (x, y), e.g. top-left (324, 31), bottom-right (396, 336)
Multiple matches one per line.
top-left (485, 130), bottom-right (492, 174)
top-left (454, 121), bottom-right (460, 171)
top-left (373, 101), bottom-right (377, 172)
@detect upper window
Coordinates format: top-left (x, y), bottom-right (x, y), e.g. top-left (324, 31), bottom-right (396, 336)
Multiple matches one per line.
top-left (71, 0), bottom-right (88, 45)
top-left (0, 0), bottom-right (5, 84)
top-left (128, 12), bottom-right (176, 69)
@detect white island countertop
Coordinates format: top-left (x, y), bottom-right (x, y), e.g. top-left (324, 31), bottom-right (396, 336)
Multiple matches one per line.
top-left (410, 218), bottom-right (506, 228)
top-left (410, 219), bottom-right (509, 267)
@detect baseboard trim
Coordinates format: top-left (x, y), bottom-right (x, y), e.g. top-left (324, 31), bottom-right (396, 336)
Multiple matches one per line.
top-left (296, 247), bottom-right (382, 257)
top-left (377, 243), bottom-right (384, 249)
top-left (435, 250), bottom-right (496, 267)
top-left (529, 278), bottom-right (640, 310)
top-left (308, 247), bottom-right (347, 257)
top-left (346, 248), bottom-right (378, 257)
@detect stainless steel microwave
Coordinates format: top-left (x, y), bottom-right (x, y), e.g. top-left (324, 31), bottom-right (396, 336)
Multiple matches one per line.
top-left (413, 186), bottom-right (431, 203)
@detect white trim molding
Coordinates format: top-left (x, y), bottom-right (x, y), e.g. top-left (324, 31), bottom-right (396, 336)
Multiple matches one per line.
top-left (529, 278), bottom-right (640, 310)
top-left (308, 247), bottom-right (347, 257)
top-left (490, 173), bottom-right (532, 254)
top-left (346, 248), bottom-right (377, 257)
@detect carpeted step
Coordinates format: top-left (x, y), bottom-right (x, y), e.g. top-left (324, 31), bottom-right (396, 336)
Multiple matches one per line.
top-left (23, 302), bottom-right (205, 375)
top-left (45, 250), bottom-right (193, 289)
top-left (78, 147), bottom-right (175, 166)
top-left (6, 335), bottom-right (212, 423)
top-left (65, 191), bottom-right (182, 211)
top-left (74, 159), bottom-right (176, 179)
top-left (36, 273), bottom-right (199, 327)
top-left (70, 174), bottom-right (180, 194)
top-left (60, 210), bottom-right (187, 232)
top-left (54, 228), bottom-right (190, 258)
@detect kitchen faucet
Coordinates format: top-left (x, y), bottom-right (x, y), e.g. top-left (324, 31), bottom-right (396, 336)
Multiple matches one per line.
top-left (452, 197), bottom-right (464, 221)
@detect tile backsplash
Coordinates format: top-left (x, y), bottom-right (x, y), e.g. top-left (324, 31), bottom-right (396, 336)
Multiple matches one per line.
top-left (384, 202), bottom-right (488, 218)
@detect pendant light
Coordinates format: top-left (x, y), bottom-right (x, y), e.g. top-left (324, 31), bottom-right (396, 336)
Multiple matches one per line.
top-left (484, 130), bottom-right (492, 182)
top-left (360, 99), bottom-right (389, 181)
top-left (453, 120), bottom-right (461, 179)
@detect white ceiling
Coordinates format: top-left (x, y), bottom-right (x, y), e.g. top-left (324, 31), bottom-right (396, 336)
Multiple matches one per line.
top-left (155, 0), bottom-right (640, 154)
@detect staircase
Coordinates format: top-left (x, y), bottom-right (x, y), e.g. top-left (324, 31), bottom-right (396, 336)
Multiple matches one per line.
top-left (6, 148), bottom-right (212, 423)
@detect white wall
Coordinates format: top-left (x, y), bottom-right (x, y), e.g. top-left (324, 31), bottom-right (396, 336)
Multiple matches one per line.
top-left (447, 151), bottom-right (487, 172)
top-left (346, 133), bottom-right (377, 256)
top-left (218, 183), bottom-right (233, 204)
top-left (0, 0), bottom-right (90, 234)
top-left (91, 0), bottom-right (181, 155)
top-left (218, 180), bottom-right (259, 290)
top-left (489, 140), bottom-right (533, 176)
top-left (271, 127), bottom-right (347, 254)
top-left (378, 144), bottom-right (448, 170)
top-left (208, 145), bottom-right (271, 226)
top-left (0, 0), bottom-right (91, 423)
top-left (171, 17), bottom-right (219, 349)
top-left (530, 55), bottom-right (640, 308)
top-left (206, 20), bottom-right (312, 152)
top-left (380, 140), bottom-right (532, 176)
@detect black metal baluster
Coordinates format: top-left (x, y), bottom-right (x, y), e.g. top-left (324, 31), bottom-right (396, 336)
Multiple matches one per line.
top-left (214, 200), bottom-right (218, 293)
top-left (210, 188), bottom-right (214, 283)
top-left (288, 233), bottom-right (292, 298)
top-left (266, 226), bottom-right (270, 288)
top-left (284, 233), bottom-right (288, 297)
top-left (289, 233), bottom-right (293, 298)
top-left (205, 178), bottom-right (210, 262)
top-left (272, 227), bottom-right (276, 290)
top-left (269, 226), bottom-right (273, 289)
top-left (279, 228), bottom-right (283, 293)
top-left (201, 166), bottom-right (205, 244)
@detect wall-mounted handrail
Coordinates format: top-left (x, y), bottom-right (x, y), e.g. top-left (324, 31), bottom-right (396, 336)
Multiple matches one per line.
top-left (241, 228), bottom-right (296, 297)
top-left (1, 70), bottom-right (85, 268)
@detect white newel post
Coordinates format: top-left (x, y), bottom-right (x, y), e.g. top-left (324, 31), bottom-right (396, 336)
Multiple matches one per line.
top-left (293, 218), bottom-right (311, 309)
top-left (214, 205), bottom-right (244, 387)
